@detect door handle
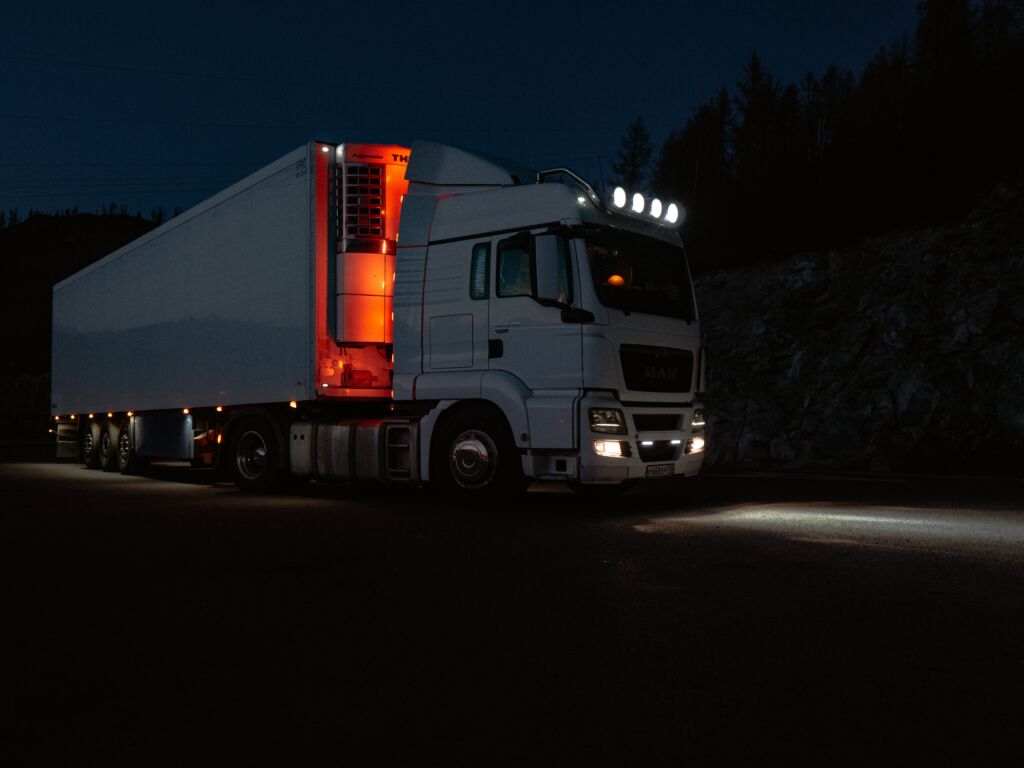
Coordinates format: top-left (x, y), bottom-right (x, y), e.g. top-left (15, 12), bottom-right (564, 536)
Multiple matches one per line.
top-left (493, 321), bottom-right (521, 328)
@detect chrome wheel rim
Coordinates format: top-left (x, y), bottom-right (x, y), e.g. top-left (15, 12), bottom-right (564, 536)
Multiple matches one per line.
top-left (449, 429), bottom-right (498, 489)
top-left (99, 431), bottom-right (112, 462)
top-left (118, 426), bottom-right (131, 466)
top-left (82, 431), bottom-right (95, 460)
top-left (236, 430), bottom-right (268, 481)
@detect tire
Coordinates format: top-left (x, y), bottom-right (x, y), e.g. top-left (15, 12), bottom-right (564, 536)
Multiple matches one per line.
top-left (98, 420), bottom-right (119, 472)
top-left (432, 405), bottom-right (527, 500)
top-left (81, 420), bottom-right (101, 469)
top-left (115, 417), bottom-right (146, 474)
top-left (227, 416), bottom-right (282, 493)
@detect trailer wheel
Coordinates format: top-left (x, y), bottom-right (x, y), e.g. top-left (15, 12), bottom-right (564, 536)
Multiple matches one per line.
top-left (81, 420), bottom-right (101, 469)
top-left (115, 417), bottom-right (146, 475)
top-left (228, 416), bottom-right (281, 493)
top-left (433, 405), bottom-right (527, 499)
top-left (98, 421), bottom-right (118, 471)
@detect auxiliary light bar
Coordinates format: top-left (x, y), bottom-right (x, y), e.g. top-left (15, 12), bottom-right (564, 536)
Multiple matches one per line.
top-left (609, 186), bottom-right (684, 227)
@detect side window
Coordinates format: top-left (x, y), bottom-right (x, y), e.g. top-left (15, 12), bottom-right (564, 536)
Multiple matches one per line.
top-left (554, 236), bottom-right (573, 304)
top-left (497, 232), bottom-right (534, 298)
top-left (469, 242), bottom-right (489, 299)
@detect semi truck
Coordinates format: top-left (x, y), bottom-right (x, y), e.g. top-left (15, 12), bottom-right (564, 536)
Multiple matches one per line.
top-left (51, 140), bottom-right (706, 496)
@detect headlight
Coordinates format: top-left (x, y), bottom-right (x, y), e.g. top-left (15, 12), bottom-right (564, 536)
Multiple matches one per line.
top-left (594, 440), bottom-right (631, 458)
top-left (589, 408), bottom-right (627, 434)
top-left (691, 408), bottom-right (705, 430)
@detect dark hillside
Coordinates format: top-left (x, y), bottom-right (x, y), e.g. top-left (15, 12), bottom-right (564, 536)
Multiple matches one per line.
top-left (697, 184), bottom-right (1024, 475)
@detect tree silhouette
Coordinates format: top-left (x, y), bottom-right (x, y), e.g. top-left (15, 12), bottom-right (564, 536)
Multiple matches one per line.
top-left (610, 116), bottom-right (654, 190)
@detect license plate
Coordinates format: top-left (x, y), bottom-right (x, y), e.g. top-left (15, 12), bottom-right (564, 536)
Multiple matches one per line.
top-left (645, 463), bottom-right (674, 479)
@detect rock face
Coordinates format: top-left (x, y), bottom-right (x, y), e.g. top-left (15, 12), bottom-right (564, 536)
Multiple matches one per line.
top-left (694, 185), bottom-right (1024, 475)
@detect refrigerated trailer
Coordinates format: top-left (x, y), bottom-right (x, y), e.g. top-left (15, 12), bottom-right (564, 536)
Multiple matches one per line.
top-left (51, 140), bottom-right (706, 496)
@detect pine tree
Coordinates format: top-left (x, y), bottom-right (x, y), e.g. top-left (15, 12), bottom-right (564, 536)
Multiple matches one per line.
top-left (610, 116), bottom-right (654, 190)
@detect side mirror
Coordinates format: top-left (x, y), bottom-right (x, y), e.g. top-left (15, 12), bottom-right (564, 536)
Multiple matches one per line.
top-left (534, 234), bottom-right (566, 306)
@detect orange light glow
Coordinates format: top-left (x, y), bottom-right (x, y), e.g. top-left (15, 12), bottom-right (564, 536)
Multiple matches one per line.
top-left (216, 433), bottom-right (222, 445)
top-left (107, 412), bottom-right (113, 418)
top-left (54, 415), bottom-right (59, 421)
top-left (127, 411), bottom-right (134, 417)
top-left (215, 405), bottom-right (223, 412)
top-left (607, 274), bottom-right (625, 287)
top-left (88, 413), bottom-right (94, 419)
top-left (70, 414), bottom-right (76, 420)
top-left (289, 400), bottom-right (297, 409)
top-left (182, 408), bottom-right (189, 415)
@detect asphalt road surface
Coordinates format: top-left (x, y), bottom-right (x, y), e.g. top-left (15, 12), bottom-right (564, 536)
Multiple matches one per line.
top-left (4, 462), bottom-right (1024, 762)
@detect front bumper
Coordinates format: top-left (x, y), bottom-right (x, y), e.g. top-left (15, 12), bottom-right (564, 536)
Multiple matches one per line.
top-left (577, 394), bottom-right (705, 484)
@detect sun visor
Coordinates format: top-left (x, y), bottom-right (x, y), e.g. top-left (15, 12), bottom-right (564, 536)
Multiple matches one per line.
top-left (406, 141), bottom-right (536, 187)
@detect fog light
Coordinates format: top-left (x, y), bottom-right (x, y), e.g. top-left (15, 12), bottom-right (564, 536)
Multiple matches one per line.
top-left (594, 440), bottom-right (628, 458)
top-left (686, 436), bottom-right (706, 454)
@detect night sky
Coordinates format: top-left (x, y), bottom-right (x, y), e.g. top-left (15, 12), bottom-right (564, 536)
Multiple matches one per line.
top-left (1, 0), bottom-right (918, 216)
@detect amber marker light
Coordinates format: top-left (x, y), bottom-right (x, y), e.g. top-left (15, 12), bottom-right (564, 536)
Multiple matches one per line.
top-left (127, 411), bottom-right (134, 417)
top-left (70, 414), bottom-right (76, 420)
top-left (216, 406), bottom-right (223, 412)
top-left (607, 274), bottom-right (625, 287)
top-left (183, 408), bottom-right (190, 415)
top-left (88, 413), bottom-right (94, 419)
top-left (216, 433), bottom-right (222, 445)
top-left (107, 412), bottom-right (113, 418)
top-left (289, 400), bottom-right (298, 409)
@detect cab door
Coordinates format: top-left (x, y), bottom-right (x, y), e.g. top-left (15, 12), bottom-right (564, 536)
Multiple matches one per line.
top-left (487, 230), bottom-right (583, 391)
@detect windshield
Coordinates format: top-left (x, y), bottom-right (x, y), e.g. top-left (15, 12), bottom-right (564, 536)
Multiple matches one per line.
top-left (584, 229), bottom-right (696, 321)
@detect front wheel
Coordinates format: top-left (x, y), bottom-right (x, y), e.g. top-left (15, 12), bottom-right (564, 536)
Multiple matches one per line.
top-left (432, 405), bottom-right (527, 500)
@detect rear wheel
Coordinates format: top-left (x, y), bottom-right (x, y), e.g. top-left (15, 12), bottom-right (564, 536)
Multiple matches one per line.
top-left (98, 421), bottom-right (118, 471)
top-left (228, 416), bottom-right (282, 493)
top-left (81, 420), bottom-right (101, 469)
top-left (115, 417), bottom-right (146, 474)
top-left (432, 405), bottom-right (527, 500)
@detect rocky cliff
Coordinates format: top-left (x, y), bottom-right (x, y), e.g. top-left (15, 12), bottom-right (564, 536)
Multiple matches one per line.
top-left (695, 185), bottom-right (1024, 475)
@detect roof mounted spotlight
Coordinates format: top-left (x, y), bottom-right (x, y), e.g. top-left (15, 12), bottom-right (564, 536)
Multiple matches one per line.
top-left (611, 186), bottom-right (627, 208)
top-left (665, 203), bottom-right (681, 224)
top-left (649, 198), bottom-right (663, 218)
top-left (631, 193), bottom-right (645, 213)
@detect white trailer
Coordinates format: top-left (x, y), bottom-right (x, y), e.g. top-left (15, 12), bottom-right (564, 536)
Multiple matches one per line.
top-left (52, 140), bottom-right (706, 496)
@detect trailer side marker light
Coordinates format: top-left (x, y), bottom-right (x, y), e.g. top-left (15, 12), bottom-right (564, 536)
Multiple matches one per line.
top-left (54, 415), bottom-right (59, 421)
top-left (289, 400), bottom-right (297, 409)
top-left (216, 433), bottom-right (222, 445)
top-left (88, 413), bottom-right (94, 419)
top-left (127, 411), bottom-right (134, 417)
top-left (183, 408), bottom-right (189, 415)
top-left (70, 414), bottom-right (76, 420)
top-left (607, 274), bottom-right (625, 287)
top-left (107, 412), bottom-right (113, 418)
top-left (320, 145), bottom-right (330, 153)
top-left (215, 405), bottom-right (223, 412)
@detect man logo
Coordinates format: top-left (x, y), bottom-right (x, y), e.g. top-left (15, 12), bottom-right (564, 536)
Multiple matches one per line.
top-left (644, 365), bottom-right (678, 382)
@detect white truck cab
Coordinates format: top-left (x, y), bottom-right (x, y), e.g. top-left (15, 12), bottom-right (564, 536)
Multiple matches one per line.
top-left (394, 142), bottom-right (706, 493)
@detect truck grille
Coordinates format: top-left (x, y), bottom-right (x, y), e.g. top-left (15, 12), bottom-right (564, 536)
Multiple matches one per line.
top-left (344, 164), bottom-right (383, 237)
top-left (633, 414), bottom-right (681, 431)
top-left (620, 345), bottom-right (693, 393)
